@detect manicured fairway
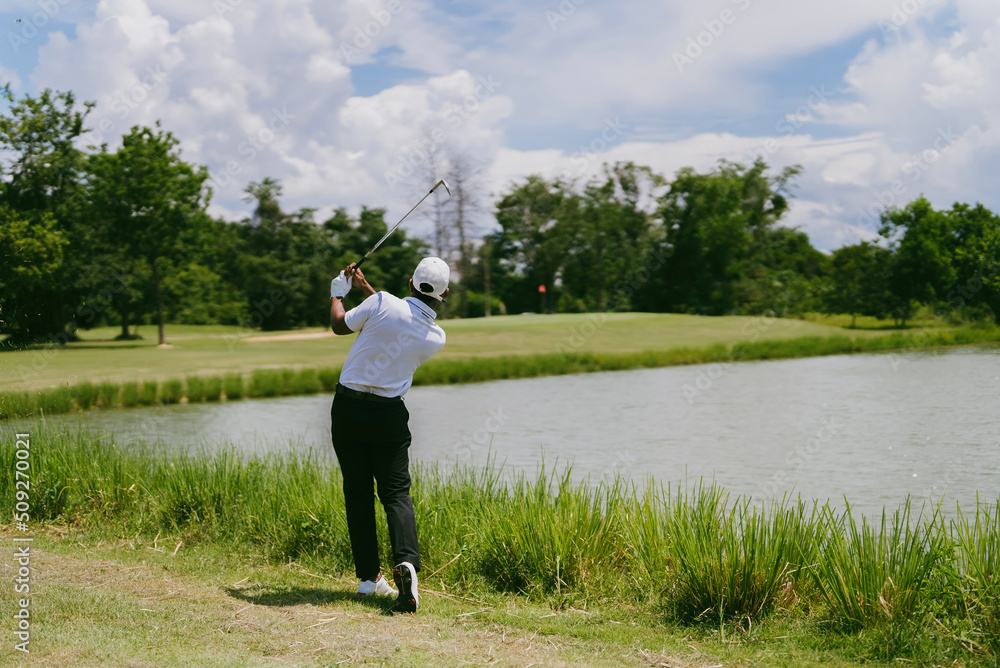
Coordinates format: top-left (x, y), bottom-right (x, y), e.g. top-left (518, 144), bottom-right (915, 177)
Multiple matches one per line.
top-left (1, 313), bottom-right (897, 392)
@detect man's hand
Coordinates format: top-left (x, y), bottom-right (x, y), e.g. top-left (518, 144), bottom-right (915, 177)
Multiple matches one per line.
top-left (331, 271), bottom-right (352, 299)
top-left (345, 263), bottom-right (376, 298)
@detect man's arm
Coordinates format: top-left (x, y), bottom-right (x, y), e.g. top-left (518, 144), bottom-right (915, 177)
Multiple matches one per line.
top-left (330, 263), bottom-right (376, 335)
top-left (331, 297), bottom-right (353, 335)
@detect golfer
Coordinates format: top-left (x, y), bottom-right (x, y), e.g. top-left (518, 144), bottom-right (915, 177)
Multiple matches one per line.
top-left (328, 256), bottom-right (450, 613)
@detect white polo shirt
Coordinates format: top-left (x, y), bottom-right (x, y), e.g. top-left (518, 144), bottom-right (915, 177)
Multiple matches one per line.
top-left (338, 292), bottom-right (447, 397)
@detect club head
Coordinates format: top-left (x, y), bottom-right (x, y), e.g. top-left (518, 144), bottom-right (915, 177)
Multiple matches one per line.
top-left (435, 179), bottom-right (452, 196)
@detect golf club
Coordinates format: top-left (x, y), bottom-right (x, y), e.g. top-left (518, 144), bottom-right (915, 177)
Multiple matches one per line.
top-left (354, 179), bottom-right (451, 269)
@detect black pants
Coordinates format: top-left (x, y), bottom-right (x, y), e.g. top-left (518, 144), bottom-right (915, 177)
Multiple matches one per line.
top-left (331, 393), bottom-right (420, 580)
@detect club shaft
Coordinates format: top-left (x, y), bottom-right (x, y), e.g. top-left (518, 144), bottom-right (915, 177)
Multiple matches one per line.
top-left (355, 181), bottom-right (447, 268)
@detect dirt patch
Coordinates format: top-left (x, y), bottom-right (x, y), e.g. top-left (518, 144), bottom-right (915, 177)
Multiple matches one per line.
top-left (13, 542), bottom-right (659, 667)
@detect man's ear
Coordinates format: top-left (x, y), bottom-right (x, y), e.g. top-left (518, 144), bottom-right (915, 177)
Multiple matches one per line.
top-left (408, 279), bottom-right (415, 292)
top-left (442, 288), bottom-right (450, 300)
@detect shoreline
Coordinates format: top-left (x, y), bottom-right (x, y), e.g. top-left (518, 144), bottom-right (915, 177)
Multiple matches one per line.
top-left (2, 325), bottom-right (999, 421)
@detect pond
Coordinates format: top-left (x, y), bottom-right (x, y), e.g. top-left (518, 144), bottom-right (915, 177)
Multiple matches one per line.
top-left (20, 346), bottom-right (1000, 518)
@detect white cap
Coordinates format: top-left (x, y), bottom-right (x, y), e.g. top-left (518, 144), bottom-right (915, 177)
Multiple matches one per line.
top-left (412, 257), bottom-right (450, 301)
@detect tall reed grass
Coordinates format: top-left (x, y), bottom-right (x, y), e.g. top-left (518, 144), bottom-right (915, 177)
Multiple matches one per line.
top-left (223, 373), bottom-right (243, 400)
top-left (73, 382), bottom-right (99, 410)
top-left (2, 424), bottom-right (996, 655)
top-left (185, 375), bottom-right (206, 403)
top-left (662, 485), bottom-right (825, 623)
top-left (807, 501), bottom-right (946, 630)
top-left (475, 468), bottom-right (627, 595)
top-left (160, 378), bottom-right (184, 404)
top-left (96, 381), bottom-right (119, 408)
top-left (952, 498), bottom-right (1000, 652)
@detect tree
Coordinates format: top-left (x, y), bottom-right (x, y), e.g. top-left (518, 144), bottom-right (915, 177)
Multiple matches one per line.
top-left (227, 179), bottom-right (329, 330)
top-left (0, 207), bottom-right (69, 340)
top-left (944, 202), bottom-right (1000, 322)
top-left (87, 124), bottom-right (210, 345)
top-left (494, 175), bottom-right (579, 313)
top-left (559, 162), bottom-right (663, 311)
top-left (444, 153), bottom-right (488, 318)
top-left (828, 242), bottom-right (893, 326)
top-left (638, 159), bottom-right (802, 314)
top-left (0, 87), bottom-right (93, 344)
top-left (879, 197), bottom-right (956, 327)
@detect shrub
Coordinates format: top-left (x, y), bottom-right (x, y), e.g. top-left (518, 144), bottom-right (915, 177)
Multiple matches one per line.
top-left (36, 387), bottom-right (73, 414)
top-left (121, 382), bottom-right (141, 408)
top-left (808, 501), bottom-right (946, 630)
top-left (952, 498), bottom-right (1000, 655)
top-left (96, 382), bottom-right (119, 409)
top-left (223, 373), bottom-right (243, 400)
top-left (248, 370), bottom-right (282, 398)
top-left (160, 379), bottom-right (184, 405)
top-left (73, 382), bottom-right (99, 410)
top-left (0, 392), bottom-right (35, 420)
top-left (663, 484), bottom-right (824, 623)
top-left (204, 376), bottom-right (223, 402)
top-left (294, 369), bottom-right (322, 394)
top-left (317, 368), bottom-right (339, 392)
top-left (139, 381), bottom-right (159, 406)
top-left (186, 375), bottom-right (206, 403)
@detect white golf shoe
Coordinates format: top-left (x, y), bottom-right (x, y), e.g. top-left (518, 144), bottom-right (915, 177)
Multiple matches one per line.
top-left (392, 561), bottom-right (419, 613)
top-left (357, 574), bottom-right (397, 597)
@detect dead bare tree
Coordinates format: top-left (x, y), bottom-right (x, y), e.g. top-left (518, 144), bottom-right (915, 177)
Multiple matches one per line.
top-left (410, 141), bottom-right (489, 317)
top-left (444, 153), bottom-right (488, 318)
top-left (412, 139), bottom-right (452, 260)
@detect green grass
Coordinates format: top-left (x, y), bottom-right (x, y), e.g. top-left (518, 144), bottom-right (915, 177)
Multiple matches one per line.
top-left (96, 381), bottom-right (118, 408)
top-left (2, 424), bottom-right (999, 667)
top-left (120, 381), bottom-right (140, 407)
top-left (36, 386), bottom-right (72, 414)
top-left (72, 381), bottom-right (99, 410)
top-left (807, 501), bottom-right (947, 632)
top-left (3, 324), bottom-right (1000, 422)
top-left (0, 313), bottom-right (928, 394)
top-left (294, 368), bottom-right (322, 394)
top-left (475, 467), bottom-right (625, 596)
top-left (223, 371), bottom-right (243, 400)
top-left (203, 375), bottom-right (223, 401)
top-left (185, 374), bottom-right (206, 403)
top-left (0, 390), bottom-right (34, 420)
top-left (160, 378), bottom-right (184, 404)
top-left (953, 498), bottom-right (1000, 656)
top-left (247, 369), bottom-right (284, 398)
top-left (139, 379), bottom-right (158, 405)
top-left (663, 485), bottom-right (825, 624)
top-left (6, 532), bottom-right (970, 668)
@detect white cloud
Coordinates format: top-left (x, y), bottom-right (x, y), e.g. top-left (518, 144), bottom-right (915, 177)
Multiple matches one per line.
top-left (15, 0), bottom-right (1000, 254)
top-left (0, 65), bottom-right (22, 91)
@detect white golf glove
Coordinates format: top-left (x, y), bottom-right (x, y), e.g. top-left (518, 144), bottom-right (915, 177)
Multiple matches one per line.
top-left (330, 271), bottom-right (352, 299)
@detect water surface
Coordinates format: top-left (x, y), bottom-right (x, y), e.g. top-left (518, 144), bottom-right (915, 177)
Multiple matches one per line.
top-left (19, 347), bottom-right (1000, 518)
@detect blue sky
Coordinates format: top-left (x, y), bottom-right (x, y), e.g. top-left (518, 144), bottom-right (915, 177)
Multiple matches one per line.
top-left (1, 0), bottom-right (998, 250)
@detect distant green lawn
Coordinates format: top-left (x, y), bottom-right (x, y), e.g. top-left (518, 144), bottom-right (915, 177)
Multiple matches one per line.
top-left (1, 313), bottom-right (910, 392)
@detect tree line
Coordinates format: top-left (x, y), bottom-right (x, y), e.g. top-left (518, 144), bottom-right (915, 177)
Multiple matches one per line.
top-left (2, 86), bottom-right (1000, 347)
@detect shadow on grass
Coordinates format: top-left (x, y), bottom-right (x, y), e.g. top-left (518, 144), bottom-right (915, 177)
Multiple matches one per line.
top-left (226, 584), bottom-right (396, 614)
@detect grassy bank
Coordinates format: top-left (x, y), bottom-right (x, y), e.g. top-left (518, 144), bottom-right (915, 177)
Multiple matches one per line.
top-left (3, 324), bottom-right (1000, 421)
top-left (3, 427), bottom-right (999, 665)
top-left (0, 313), bottom-right (902, 393)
